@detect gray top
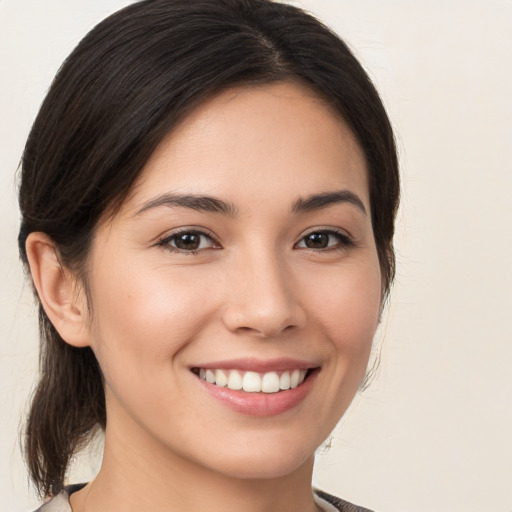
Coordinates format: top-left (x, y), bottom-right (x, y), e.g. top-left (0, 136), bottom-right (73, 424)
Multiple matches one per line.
top-left (34, 484), bottom-right (374, 512)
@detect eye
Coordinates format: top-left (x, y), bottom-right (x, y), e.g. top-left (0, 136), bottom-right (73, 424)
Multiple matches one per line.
top-left (157, 230), bottom-right (218, 253)
top-left (295, 230), bottom-right (353, 250)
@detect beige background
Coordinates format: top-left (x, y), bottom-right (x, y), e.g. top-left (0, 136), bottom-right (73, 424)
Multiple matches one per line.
top-left (1, 1), bottom-right (511, 511)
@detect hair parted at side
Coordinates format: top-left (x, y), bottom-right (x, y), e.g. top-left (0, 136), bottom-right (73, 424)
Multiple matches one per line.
top-left (18, 0), bottom-right (399, 497)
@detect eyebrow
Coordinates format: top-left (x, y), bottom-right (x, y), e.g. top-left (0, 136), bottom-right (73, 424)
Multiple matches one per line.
top-left (292, 190), bottom-right (367, 215)
top-left (135, 193), bottom-right (238, 216)
top-left (135, 189), bottom-right (366, 217)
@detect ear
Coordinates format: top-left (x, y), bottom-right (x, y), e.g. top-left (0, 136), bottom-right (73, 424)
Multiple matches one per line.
top-left (25, 232), bottom-right (91, 348)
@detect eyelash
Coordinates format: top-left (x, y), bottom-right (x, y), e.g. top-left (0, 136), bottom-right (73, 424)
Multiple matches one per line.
top-left (295, 229), bottom-right (355, 252)
top-left (156, 228), bottom-right (355, 254)
top-left (156, 229), bottom-right (219, 255)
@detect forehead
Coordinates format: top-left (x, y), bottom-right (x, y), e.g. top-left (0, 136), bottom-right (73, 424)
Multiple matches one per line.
top-left (125, 82), bottom-right (369, 213)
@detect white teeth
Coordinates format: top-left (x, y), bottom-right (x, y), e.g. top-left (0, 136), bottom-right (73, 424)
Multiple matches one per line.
top-left (215, 369), bottom-right (228, 387)
top-left (290, 369), bottom-right (300, 388)
top-left (279, 371), bottom-right (291, 390)
top-left (243, 371), bottom-right (261, 392)
top-left (197, 368), bottom-right (308, 392)
top-left (261, 372), bottom-right (280, 393)
top-left (227, 370), bottom-right (243, 390)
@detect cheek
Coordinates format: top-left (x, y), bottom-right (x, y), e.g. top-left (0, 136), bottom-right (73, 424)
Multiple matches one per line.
top-left (86, 261), bottom-right (217, 386)
top-left (304, 259), bottom-right (382, 353)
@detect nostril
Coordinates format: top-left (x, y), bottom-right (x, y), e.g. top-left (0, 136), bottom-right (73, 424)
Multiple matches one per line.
top-left (234, 323), bottom-right (299, 338)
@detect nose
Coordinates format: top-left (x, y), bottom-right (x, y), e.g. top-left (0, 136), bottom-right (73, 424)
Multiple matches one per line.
top-left (221, 251), bottom-right (306, 338)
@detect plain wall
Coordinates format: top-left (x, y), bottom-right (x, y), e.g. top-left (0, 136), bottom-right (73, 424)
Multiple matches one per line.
top-left (1, 1), bottom-right (511, 511)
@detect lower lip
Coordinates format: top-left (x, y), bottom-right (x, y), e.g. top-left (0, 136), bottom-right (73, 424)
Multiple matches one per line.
top-left (196, 370), bottom-right (318, 417)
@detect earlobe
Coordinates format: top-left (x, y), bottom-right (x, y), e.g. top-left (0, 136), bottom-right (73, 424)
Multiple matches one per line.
top-left (25, 232), bottom-right (91, 348)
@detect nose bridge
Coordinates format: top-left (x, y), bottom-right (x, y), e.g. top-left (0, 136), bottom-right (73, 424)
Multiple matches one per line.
top-left (222, 243), bottom-right (304, 337)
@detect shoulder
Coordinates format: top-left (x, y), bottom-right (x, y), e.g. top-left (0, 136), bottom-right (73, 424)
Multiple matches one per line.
top-left (314, 489), bottom-right (375, 512)
top-left (32, 492), bottom-right (70, 512)
top-left (32, 484), bottom-right (86, 512)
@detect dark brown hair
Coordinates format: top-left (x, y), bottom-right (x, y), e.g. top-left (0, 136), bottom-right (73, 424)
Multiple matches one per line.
top-left (18, 0), bottom-right (399, 497)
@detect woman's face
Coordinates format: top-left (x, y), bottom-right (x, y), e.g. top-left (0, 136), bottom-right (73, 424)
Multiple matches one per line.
top-left (83, 82), bottom-right (382, 479)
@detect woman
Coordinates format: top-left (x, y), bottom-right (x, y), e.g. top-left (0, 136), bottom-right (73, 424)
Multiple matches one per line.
top-left (18, 0), bottom-right (399, 511)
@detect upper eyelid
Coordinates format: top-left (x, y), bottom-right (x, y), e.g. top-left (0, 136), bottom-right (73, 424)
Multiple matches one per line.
top-left (157, 226), bottom-right (217, 240)
top-left (156, 227), bottom-right (220, 248)
top-left (297, 227), bottom-right (353, 241)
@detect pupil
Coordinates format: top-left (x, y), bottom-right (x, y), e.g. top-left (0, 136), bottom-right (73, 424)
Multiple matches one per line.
top-left (306, 233), bottom-right (328, 248)
top-left (176, 233), bottom-right (200, 250)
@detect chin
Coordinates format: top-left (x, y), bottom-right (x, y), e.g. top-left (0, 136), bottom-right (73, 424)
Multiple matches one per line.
top-left (191, 434), bottom-right (318, 481)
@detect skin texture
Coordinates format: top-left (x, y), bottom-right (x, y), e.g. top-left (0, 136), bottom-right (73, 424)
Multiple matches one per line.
top-left (27, 82), bottom-right (382, 512)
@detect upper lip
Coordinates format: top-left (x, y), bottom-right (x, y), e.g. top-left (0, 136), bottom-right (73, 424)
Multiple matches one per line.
top-left (190, 357), bottom-right (319, 373)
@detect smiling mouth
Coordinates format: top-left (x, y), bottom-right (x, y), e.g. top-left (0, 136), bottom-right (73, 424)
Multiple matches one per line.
top-left (192, 368), bottom-right (311, 393)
